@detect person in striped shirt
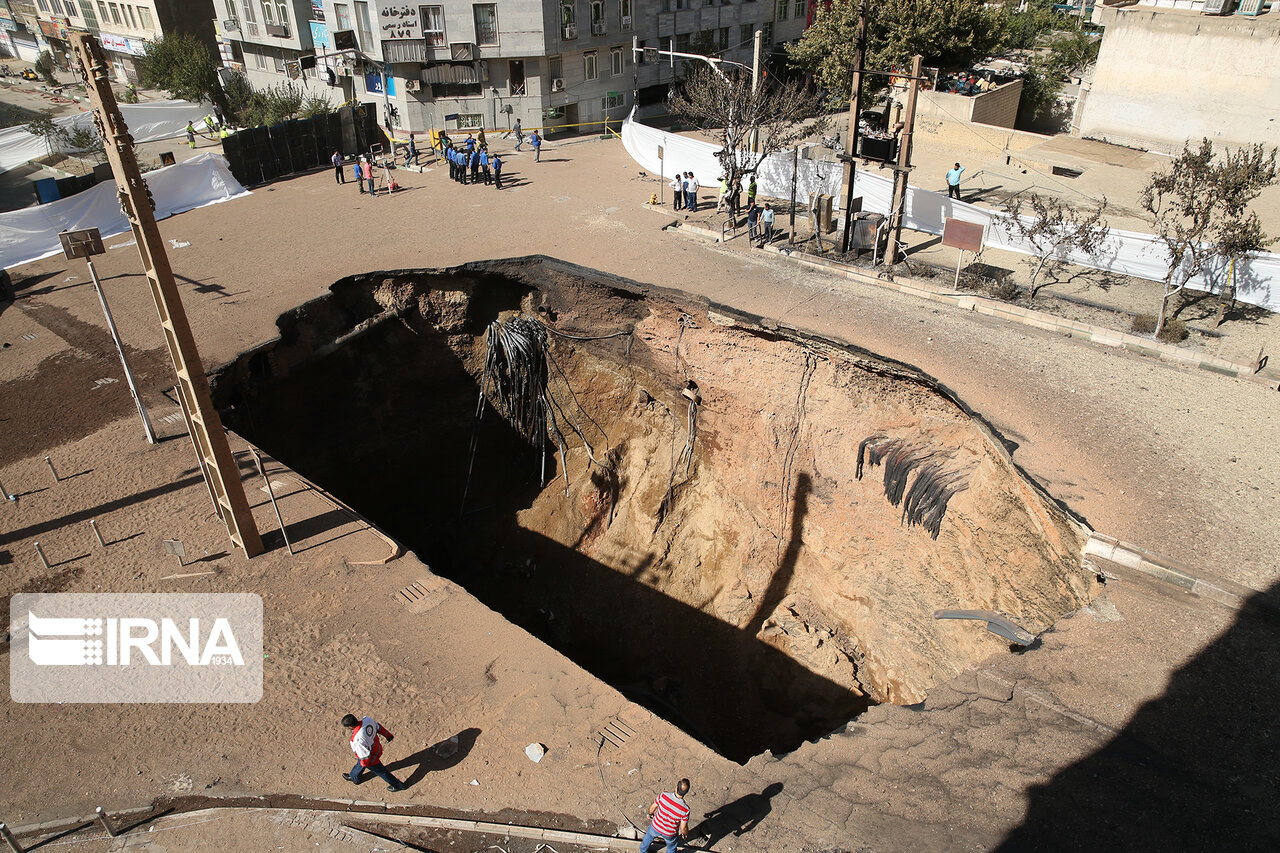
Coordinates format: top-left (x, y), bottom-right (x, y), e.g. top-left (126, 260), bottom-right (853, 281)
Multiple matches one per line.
top-left (640, 778), bottom-right (691, 853)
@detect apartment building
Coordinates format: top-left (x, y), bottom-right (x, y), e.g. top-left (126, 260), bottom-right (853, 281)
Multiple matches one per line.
top-left (216, 0), bottom-right (809, 134)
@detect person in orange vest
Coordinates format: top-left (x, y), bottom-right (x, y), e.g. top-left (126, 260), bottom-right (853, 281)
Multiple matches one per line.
top-left (340, 713), bottom-right (405, 791)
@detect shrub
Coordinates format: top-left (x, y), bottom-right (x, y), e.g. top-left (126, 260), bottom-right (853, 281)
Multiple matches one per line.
top-left (1132, 313), bottom-right (1188, 342)
top-left (988, 280), bottom-right (1021, 302)
top-left (1131, 313), bottom-right (1156, 334)
top-left (33, 51), bottom-right (57, 85)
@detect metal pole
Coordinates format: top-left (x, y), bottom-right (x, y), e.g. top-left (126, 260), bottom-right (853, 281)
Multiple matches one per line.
top-left (840, 0), bottom-right (868, 254)
top-left (44, 456), bottom-right (59, 482)
top-left (0, 821), bottom-right (25, 853)
top-left (252, 449), bottom-right (293, 556)
top-left (0, 476), bottom-right (14, 502)
top-left (86, 258), bottom-right (155, 444)
top-left (89, 519), bottom-right (105, 547)
top-left (95, 807), bottom-right (116, 838)
top-left (35, 542), bottom-right (50, 570)
top-left (886, 54), bottom-right (923, 267)
top-left (749, 29), bottom-right (763, 153)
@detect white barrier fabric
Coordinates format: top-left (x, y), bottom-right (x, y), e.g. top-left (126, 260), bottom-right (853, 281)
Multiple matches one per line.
top-left (622, 110), bottom-right (1280, 313)
top-left (0, 100), bottom-right (211, 173)
top-left (0, 153), bottom-right (249, 269)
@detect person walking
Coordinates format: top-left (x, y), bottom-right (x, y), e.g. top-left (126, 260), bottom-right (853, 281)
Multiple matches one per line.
top-left (670, 173), bottom-right (684, 210)
top-left (404, 134), bottom-right (418, 167)
top-left (946, 162), bottom-right (964, 200)
top-left (492, 153), bottom-right (503, 189)
top-left (356, 157), bottom-right (366, 193)
top-left (480, 148), bottom-right (491, 185)
top-left (332, 150), bottom-right (344, 184)
top-left (340, 713), bottom-right (405, 792)
top-left (746, 200), bottom-right (760, 242)
top-left (362, 157), bottom-right (376, 196)
top-left (514, 120), bottom-right (525, 151)
top-left (640, 779), bottom-right (690, 853)
top-left (185, 121), bottom-right (196, 150)
top-left (716, 175), bottom-right (729, 213)
top-left (686, 173), bottom-right (699, 213)
top-left (465, 134), bottom-right (475, 155)
top-left (760, 203), bottom-right (775, 245)
top-left (530, 131), bottom-right (542, 162)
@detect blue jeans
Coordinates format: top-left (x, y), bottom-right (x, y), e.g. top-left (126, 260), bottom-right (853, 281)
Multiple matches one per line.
top-left (640, 825), bottom-right (679, 853)
top-left (686, 191), bottom-right (696, 212)
top-left (349, 760), bottom-right (402, 788)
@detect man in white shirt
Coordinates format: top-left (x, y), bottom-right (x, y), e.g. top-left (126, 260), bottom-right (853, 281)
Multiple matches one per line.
top-left (340, 712), bottom-right (406, 791)
top-left (687, 174), bottom-right (700, 212)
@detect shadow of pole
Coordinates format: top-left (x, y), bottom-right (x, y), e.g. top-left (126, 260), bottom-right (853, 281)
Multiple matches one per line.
top-left (745, 473), bottom-right (810, 638)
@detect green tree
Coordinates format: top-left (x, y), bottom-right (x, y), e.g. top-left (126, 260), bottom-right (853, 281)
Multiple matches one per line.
top-left (139, 34), bottom-right (223, 107)
top-left (1140, 139), bottom-right (1279, 336)
top-left (788, 0), bottom-right (1006, 101)
top-left (24, 111), bottom-right (62, 156)
top-left (1001, 0), bottom-right (1061, 51)
top-left (33, 50), bottom-right (57, 85)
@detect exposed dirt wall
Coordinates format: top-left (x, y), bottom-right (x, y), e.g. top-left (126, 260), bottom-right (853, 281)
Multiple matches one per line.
top-left (211, 257), bottom-right (1096, 758)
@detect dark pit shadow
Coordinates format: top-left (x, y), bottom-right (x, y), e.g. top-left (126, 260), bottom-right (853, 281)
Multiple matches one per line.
top-left (996, 583), bottom-right (1280, 852)
top-left (385, 727), bottom-right (480, 789)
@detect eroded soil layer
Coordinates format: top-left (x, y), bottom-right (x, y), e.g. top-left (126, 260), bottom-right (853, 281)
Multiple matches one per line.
top-left (211, 257), bottom-right (1097, 761)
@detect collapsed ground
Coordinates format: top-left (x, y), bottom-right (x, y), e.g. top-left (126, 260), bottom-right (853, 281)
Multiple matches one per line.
top-left (211, 257), bottom-right (1097, 763)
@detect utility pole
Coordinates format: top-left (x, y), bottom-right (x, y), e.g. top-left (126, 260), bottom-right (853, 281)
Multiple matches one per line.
top-left (839, 0), bottom-right (869, 254)
top-left (70, 33), bottom-right (264, 558)
top-left (750, 28), bottom-right (763, 152)
top-left (885, 54), bottom-right (923, 267)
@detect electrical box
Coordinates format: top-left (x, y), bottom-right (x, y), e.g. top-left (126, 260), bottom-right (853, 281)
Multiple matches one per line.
top-left (810, 193), bottom-right (835, 234)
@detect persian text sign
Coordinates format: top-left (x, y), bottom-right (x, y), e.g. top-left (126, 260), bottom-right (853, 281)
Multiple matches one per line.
top-left (10, 593), bottom-right (263, 703)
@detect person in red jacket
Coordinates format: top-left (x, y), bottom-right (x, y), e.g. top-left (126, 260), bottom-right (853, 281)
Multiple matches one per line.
top-left (340, 713), bottom-right (405, 791)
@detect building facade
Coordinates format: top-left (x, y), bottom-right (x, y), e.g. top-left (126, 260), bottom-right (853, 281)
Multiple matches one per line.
top-left (217, 0), bottom-right (810, 135)
top-left (1079, 0), bottom-right (1279, 153)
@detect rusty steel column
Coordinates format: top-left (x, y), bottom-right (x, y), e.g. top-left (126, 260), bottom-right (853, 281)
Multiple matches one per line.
top-left (69, 33), bottom-right (263, 558)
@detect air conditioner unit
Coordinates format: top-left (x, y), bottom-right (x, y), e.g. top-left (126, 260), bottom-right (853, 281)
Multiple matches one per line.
top-left (333, 29), bottom-right (358, 50)
top-left (591, 22), bottom-right (606, 35)
top-left (562, 22), bottom-right (578, 39)
top-left (405, 79), bottom-right (421, 92)
top-left (551, 77), bottom-right (565, 92)
top-left (222, 18), bottom-right (238, 31)
top-left (1201, 0), bottom-right (1233, 13)
top-left (450, 41), bottom-right (476, 60)
top-left (1235, 0), bottom-right (1265, 14)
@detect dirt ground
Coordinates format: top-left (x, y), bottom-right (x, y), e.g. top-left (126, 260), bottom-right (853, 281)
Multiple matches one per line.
top-left (2, 129), bottom-right (1279, 851)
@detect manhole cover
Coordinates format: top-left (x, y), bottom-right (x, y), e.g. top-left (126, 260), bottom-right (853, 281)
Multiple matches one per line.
top-left (596, 717), bottom-right (637, 750)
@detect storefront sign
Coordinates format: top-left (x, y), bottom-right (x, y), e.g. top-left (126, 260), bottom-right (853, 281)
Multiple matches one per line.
top-left (310, 20), bottom-right (330, 49)
top-left (311, 0), bottom-right (324, 21)
top-left (0, 7), bottom-right (17, 32)
top-left (100, 32), bottom-right (147, 56)
top-left (377, 2), bottom-right (420, 40)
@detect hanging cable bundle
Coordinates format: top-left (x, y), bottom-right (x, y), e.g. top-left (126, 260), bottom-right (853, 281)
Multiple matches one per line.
top-left (856, 434), bottom-right (971, 539)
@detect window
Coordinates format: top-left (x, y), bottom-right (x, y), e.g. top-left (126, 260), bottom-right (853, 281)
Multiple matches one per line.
top-left (421, 5), bottom-right (444, 46)
top-left (620, 0), bottom-right (632, 29)
top-left (277, 2), bottom-right (288, 25)
top-left (261, 1), bottom-right (274, 24)
top-left (473, 3), bottom-right (497, 45)
top-left (35, 0), bottom-right (49, 13)
top-left (254, 48), bottom-right (266, 69)
top-left (108, 3), bottom-right (121, 24)
top-left (548, 54), bottom-right (562, 79)
top-left (610, 45), bottom-right (623, 76)
top-left (97, 1), bottom-right (108, 20)
top-left (508, 59), bottom-right (525, 94)
top-left (718, 27), bottom-right (728, 50)
top-left (560, 1), bottom-right (574, 25)
top-left (601, 91), bottom-right (624, 109)
top-left (354, 1), bottom-right (372, 49)
top-left (63, 0), bottom-right (80, 17)
top-left (761, 22), bottom-right (772, 43)
top-left (333, 2), bottom-right (349, 30)
top-left (272, 50), bottom-right (284, 72)
top-left (457, 113), bottom-right (484, 128)
top-left (241, 0), bottom-right (256, 23)
top-left (775, 0), bottom-right (787, 20)
top-left (584, 50), bottom-right (597, 81)
top-left (223, 0), bottom-right (235, 21)
top-left (704, 0), bottom-right (714, 6)
top-left (138, 5), bottom-right (152, 27)
top-left (126, 5), bottom-right (137, 27)
top-left (590, 0), bottom-right (603, 23)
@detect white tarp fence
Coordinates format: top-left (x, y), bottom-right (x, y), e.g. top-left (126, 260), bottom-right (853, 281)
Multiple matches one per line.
top-left (0, 153), bottom-right (249, 269)
top-left (622, 109), bottom-right (1280, 313)
top-left (0, 100), bottom-right (211, 173)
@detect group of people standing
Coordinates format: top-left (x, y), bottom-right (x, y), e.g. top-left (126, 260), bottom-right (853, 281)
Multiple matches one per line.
top-left (671, 170), bottom-right (775, 246)
top-left (445, 134), bottom-right (504, 189)
top-left (331, 151), bottom-right (398, 196)
top-left (670, 172), bottom-right (701, 213)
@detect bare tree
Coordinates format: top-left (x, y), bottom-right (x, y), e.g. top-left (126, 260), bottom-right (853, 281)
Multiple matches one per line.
top-left (1141, 138), bottom-right (1278, 336)
top-left (1002, 192), bottom-right (1110, 298)
top-left (668, 64), bottom-right (826, 199)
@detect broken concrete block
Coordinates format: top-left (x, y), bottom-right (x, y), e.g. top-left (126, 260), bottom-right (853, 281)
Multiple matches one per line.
top-left (525, 742), bottom-right (546, 763)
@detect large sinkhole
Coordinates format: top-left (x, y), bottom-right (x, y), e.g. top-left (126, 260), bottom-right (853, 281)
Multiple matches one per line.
top-left (211, 257), bottom-right (1097, 763)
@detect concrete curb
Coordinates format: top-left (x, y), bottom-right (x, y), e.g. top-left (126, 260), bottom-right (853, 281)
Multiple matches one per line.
top-left (656, 214), bottom-right (1277, 389)
top-left (1083, 533), bottom-right (1268, 610)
